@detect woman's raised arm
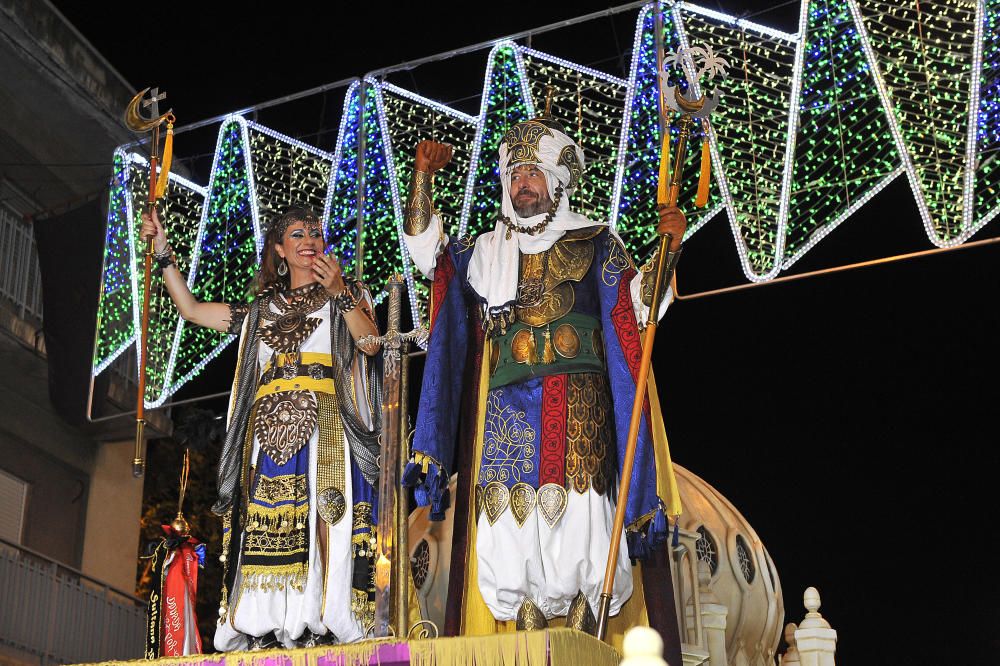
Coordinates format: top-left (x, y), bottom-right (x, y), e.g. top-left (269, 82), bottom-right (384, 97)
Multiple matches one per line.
top-left (141, 209), bottom-right (241, 333)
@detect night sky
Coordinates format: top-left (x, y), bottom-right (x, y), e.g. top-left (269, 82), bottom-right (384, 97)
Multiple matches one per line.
top-left (51, 1), bottom-right (1000, 663)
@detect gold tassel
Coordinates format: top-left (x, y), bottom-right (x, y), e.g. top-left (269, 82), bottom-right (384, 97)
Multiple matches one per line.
top-left (542, 326), bottom-right (555, 364)
top-left (695, 134), bottom-right (711, 208)
top-left (526, 328), bottom-right (537, 365)
top-left (154, 121), bottom-right (174, 200)
top-left (657, 126), bottom-right (671, 206)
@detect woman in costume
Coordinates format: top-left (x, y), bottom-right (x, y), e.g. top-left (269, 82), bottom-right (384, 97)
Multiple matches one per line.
top-left (141, 206), bottom-right (383, 649)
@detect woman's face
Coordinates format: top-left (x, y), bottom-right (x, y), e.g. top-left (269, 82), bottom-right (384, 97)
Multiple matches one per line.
top-left (274, 220), bottom-right (323, 276)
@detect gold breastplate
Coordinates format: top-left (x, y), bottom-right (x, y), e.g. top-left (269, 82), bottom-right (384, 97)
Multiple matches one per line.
top-left (514, 227), bottom-right (601, 327)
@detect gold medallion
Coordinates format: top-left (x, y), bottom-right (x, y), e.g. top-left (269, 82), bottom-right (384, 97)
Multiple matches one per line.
top-left (482, 482), bottom-right (510, 525)
top-left (317, 487), bottom-right (346, 525)
top-left (553, 324), bottom-right (581, 359)
top-left (511, 329), bottom-right (534, 364)
top-left (517, 279), bottom-right (543, 307)
top-left (254, 390), bottom-right (318, 465)
top-left (537, 483), bottom-right (568, 528)
top-left (509, 482), bottom-right (537, 528)
top-left (592, 329), bottom-right (605, 364)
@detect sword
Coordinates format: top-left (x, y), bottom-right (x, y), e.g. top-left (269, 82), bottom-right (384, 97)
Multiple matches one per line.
top-left (360, 275), bottom-right (428, 637)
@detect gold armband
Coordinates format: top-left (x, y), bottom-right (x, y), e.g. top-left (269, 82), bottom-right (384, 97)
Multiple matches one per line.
top-left (404, 170), bottom-right (433, 236)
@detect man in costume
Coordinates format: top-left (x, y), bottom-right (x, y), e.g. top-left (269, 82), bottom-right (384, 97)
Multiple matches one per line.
top-left (402, 115), bottom-right (686, 649)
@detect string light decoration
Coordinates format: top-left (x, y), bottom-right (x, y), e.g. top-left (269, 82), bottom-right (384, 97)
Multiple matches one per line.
top-left (323, 81), bottom-right (363, 276)
top-left (159, 118), bottom-right (255, 407)
top-left (676, 3), bottom-right (800, 280)
top-left (848, 0), bottom-right (986, 247)
top-left (125, 155), bottom-right (207, 403)
top-left (321, 81), bottom-right (421, 326)
top-left (520, 48), bottom-right (627, 225)
top-left (94, 150), bottom-right (206, 386)
top-left (94, 151), bottom-right (137, 374)
top-left (459, 41), bottom-right (535, 238)
top-left (248, 124), bottom-right (334, 241)
top-left (95, 1), bottom-right (1000, 402)
top-left (781, 0), bottom-right (900, 269)
top-left (978, 0), bottom-right (1000, 226)
top-left (379, 82), bottom-right (476, 237)
top-left (378, 81), bottom-right (478, 323)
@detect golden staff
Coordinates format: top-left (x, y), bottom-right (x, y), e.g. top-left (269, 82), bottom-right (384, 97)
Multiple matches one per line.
top-left (123, 87), bottom-right (175, 477)
top-left (595, 45), bottom-right (726, 640)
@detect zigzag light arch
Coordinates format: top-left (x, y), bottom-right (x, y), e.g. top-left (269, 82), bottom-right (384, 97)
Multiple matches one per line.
top-left (95, 0), bottom-right (1000, 403)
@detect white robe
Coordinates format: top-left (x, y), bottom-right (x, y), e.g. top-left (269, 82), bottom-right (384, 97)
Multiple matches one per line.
top-left (215, 301), bottom-right (370, 649)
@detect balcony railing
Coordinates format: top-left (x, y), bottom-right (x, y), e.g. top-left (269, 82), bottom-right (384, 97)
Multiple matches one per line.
top-left (0, 537), bottom-right (145, 665)
top-left (0, 206), bottom-right (43, 322)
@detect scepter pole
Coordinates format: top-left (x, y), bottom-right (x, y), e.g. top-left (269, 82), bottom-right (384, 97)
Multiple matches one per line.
top-left (133, 122), bottom-right (158, 478)
top-left (123, 87), bottom-right (174, 477)
top-left (595, 44), bottom-right (725, 640)
top-left (594, 114), bottom-right (692, 641)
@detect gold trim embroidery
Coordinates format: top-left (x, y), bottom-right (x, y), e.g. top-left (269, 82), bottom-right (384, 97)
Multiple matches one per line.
top-left (601, 234), bottom-right (634, 287)
top-left (565, 373), bottom-right (613, 495)
top-left (405, 170), bottom-right (433, 236)
top-left (557, 145), bottom-right (583, 191)
top-left (515, 236), bottom-right (593, 327)
top-left (315, 391), bottom-right (346, 526)
top-left (503, 121), bottom-right (553, 165)
top-left (255, 474), bottom-right (308, 503)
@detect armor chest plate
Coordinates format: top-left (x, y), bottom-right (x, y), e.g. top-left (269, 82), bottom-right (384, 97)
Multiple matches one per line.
top-left (514, 228), bottom-right (599, 327)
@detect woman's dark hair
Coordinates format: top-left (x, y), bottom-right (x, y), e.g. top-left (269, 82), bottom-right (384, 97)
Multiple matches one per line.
top-left (253, 205), bottom-right (321, 295)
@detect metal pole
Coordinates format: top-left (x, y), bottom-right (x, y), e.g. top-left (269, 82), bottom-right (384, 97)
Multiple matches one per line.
top-left (654, 1), bottom-right (667, 140)
top-left (673, 234), bottom-right (1000, 301)
top-left (355, 82), bottom-right (368, 280)
top-left (121, 2), bottom-right (651, 147)
top-left (133, 122), bottom-right (160, 478)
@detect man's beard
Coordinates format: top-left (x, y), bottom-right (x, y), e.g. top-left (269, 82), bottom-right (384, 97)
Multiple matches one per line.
top-left (512, 190), bottom-right (554, 218)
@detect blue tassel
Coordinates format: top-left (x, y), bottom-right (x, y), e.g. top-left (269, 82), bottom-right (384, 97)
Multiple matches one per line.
top-left (626, 531), bottom-right (646, 562)
top-left (651, 506), bottom-right (668, 540)
top-left (403, 460), bottom-right (450, 521)
top-left (401, 461), bottom-right (424, 488)
top-left (671, 518), bottom-right (680, 548)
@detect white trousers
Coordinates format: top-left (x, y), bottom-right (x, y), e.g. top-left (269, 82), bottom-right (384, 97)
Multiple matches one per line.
top-left (476, 487), bottom-right (633, 621)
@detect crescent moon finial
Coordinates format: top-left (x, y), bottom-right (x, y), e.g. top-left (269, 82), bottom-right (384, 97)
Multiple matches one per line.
top-left (124, 87), bottom-right (172, 133)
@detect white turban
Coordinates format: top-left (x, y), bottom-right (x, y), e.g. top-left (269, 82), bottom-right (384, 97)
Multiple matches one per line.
top-left (468, 119), bottom-right (605, 333)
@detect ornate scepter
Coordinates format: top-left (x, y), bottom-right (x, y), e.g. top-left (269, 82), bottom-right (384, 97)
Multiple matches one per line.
top-left (123, 87), bottom-right (175, 477)
top-left (360, 276), bottom-right (428, 637)
top-left (595, 46), bottom-right (726, 640)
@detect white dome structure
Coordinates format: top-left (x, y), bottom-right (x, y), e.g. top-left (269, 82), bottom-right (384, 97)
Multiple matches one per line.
top-left (673, 464), bottom-right (784, 666)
